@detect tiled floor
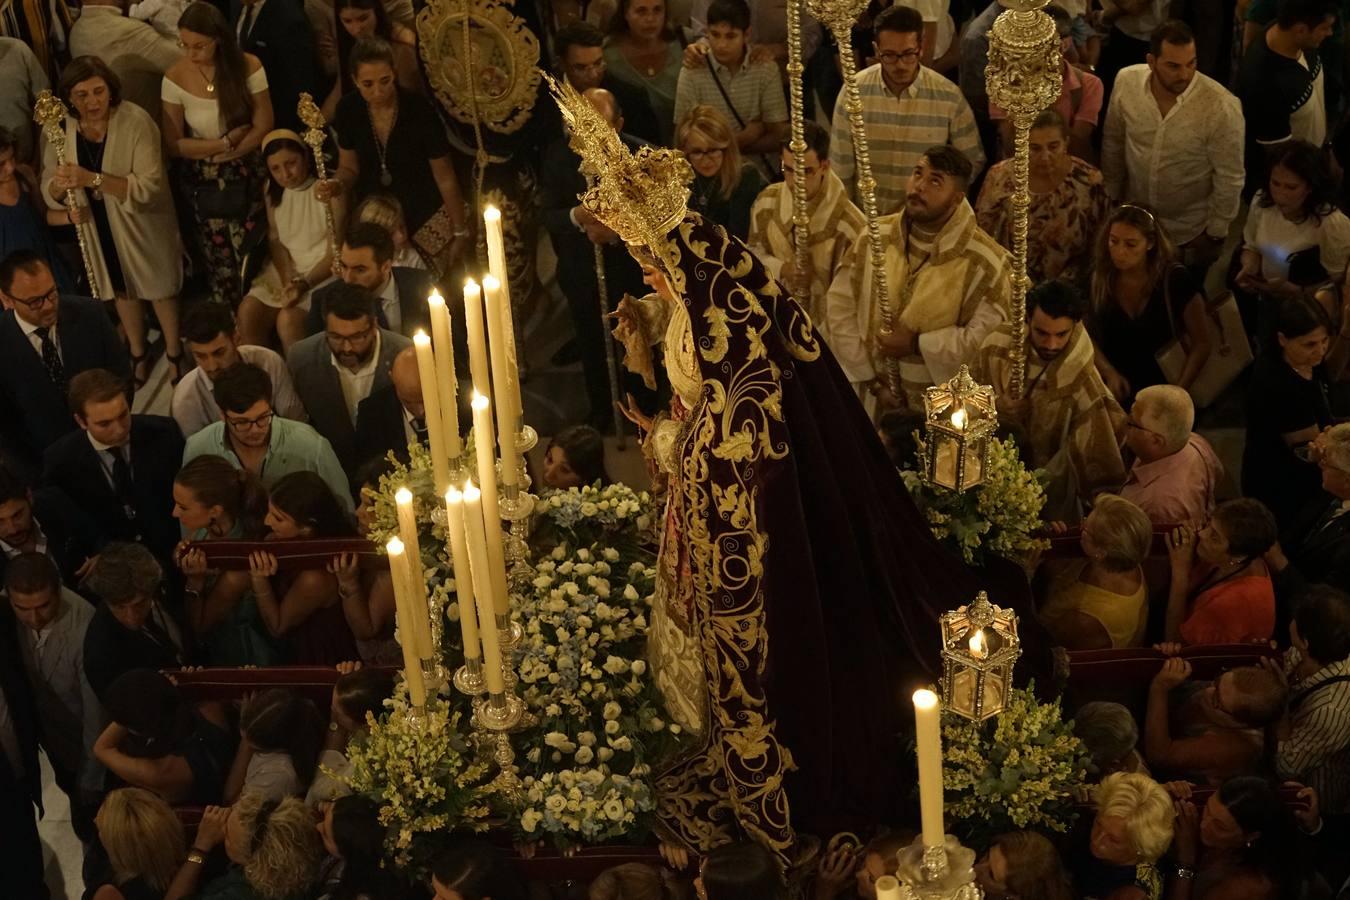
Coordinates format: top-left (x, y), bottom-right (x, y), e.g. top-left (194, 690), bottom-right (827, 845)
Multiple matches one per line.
top-left (38, 752), bottom-right (85, 900)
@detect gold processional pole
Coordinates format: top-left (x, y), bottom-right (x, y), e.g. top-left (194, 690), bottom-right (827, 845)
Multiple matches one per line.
top-left (985, 0), bottom-right (1062, 399)
top-left (589, 175), bottom-right (627, 449)
top-left (297, 93), bottom-right (341, 277)
top-left (785, 0), bottom-right (812, 303)
top-left (808, 0), bottom-right (900, 403)
top-left (34, 91), bottom-right (98, 293)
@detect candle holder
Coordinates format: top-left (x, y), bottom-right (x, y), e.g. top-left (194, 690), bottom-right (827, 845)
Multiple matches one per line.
top-left (453, 655), bottom-right (488, 696)
top-left (883, 835), bottom-right (981, 899)
top-left (516, 422), bottom-right (538, 455)
top-left (420, 656), bottom-right (448, 695)
top-left (473, 691), bottom-right (527, 801)
top-left (921, 366), bottom-right (997, 493)
top-left (940, 591), bottom-right (1021, 722)
top-left (448, 453), bottom-right (470, 487)
top-left (498, 482), bottom-right (536, 590)
top-left (403, 703), bottom-right (429, 732)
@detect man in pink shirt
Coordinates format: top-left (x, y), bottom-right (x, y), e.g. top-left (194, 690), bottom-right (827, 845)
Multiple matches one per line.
top-left (1120, 384), bottom-right (1223, 526)
top-left (989, 5), bottom-right (1104, 160)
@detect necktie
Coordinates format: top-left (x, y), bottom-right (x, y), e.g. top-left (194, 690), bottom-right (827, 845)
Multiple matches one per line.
top-left (411, 417), bottom-right (429, 445)
top-left (33, 326), bottom-right (65, 390)
top-left (109, 447), bottom-right (135, 513)
top-left (239, 3), bottom-right (258, 40)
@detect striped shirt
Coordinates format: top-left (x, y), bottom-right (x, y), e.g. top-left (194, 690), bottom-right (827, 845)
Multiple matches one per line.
top-left (829, 63), bottom-right (985, 216)
top-left (674, 50), bottom-right (788, 176)
top-left (1277, 650), bottom-right (1350, 813)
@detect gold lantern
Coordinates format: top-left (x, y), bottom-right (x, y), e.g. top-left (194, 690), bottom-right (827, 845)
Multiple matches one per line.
top-left (922, 366), bottom-right (996, 492)
top-left (940, 592), bottom-right (1020, 722)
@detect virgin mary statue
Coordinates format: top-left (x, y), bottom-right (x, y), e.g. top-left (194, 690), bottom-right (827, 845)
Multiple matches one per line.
top-left (551, 79), bottom-right (1041, 864)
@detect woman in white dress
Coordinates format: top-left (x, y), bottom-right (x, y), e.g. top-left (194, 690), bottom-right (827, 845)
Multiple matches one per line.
top-left (161, 1), bottom-right (274, 306)
top-left (237, 132), bottom-right (345, 350)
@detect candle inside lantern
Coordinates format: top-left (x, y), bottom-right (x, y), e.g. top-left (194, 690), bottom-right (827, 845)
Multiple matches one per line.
top-left (951, 406), bottom-right (968, 430)
top-left (969, 628), bottom-right (988, 660)
top-left (483, 205), bottom-right (523, 431)
top-left (471, 393), bottom-right (510, 618)
top-left (481, 275), bottom-right (519, 489)
top-left (912, 688), bottom-right (945, 849)
top-left (426, 290), bottom-right (462, 459)
top-left (412, 332), bottom-right (450, 496)
top-left (444, 486), bottom-right (481, 663)
top-left (874, 878), bottom-right (903, 900)
top-left (393, 487), bottom-right (433, 659)
top-left (386, 537), bottom-right (427, 708)
top-left (460, 481), bottom-right (506, 695)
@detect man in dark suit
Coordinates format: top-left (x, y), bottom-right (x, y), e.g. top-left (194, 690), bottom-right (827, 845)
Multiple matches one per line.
top-left (539, 87), bottom-right (651, 429)
top-left (231, 0), bottom-right (321, 130)
top-left (1268, 424), bottom-right (1350, 622)
top-left (81, 542), bottom-right (187, 700)
top-left (42, 368), bottom-right (184, 565)
top-left (354, 344), bottom-right (433, 468)
top-left (306, 221), bottom-right (437, 339)
top-left (0, 598), bottom-right (46, 899)
top-left (290, 283), bottom-right (410, 474)
top-left (555, 20), bottom-right (662, 145)
top-left (0, 467), bottom-right (102, 590)
top-left (0, 249), bottom-right (131, 478)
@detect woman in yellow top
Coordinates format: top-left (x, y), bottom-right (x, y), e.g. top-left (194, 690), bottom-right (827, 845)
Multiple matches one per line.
top-left (1040, 494), bottom-right (1152, 649)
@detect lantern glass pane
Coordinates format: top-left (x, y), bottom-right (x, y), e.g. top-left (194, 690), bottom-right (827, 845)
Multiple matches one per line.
top-left (932, 434), bottom-right (961, 490)
top-left (960, 442), bottom-right (985, 490)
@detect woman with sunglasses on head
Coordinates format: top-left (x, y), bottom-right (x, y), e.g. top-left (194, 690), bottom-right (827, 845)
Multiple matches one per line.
top-left (1242, 298), bottom-right (1335, 531)
top-left (1088, 203), bottom-right (1211, 405)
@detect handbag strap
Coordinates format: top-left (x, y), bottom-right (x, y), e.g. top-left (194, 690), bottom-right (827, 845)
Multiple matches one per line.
top-left (704, 55), bottom-right (777, 174)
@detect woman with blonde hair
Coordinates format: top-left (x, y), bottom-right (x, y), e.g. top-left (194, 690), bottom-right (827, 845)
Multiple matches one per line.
top-left (589, 862), bottom-right (677, 900)
top-left (677, 105), bottom-right (765, 241)
top-left (1039, 494), bottom-right (1152, 649)
top-left (1087, 203), bottom-right (1211, 404)
top-left (164, 792), bottom-right (323, 900)
top-left (1079, 772), bottom-right (1175, 900)
top-left (975, 830), bottom-right (1074, 900)
top-left (352, 193), bottom-right (427, 269)
top-left (91, 787), bottom-right (186, 900)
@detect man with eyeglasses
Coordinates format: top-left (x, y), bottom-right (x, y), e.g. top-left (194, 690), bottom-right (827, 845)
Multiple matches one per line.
top-left (554, 20), bottom-right (661, 145)
top-left (288, 282), bottom-right (409, 473)
top-left (181, 362), bottom-right (353, 513)
top-left (67, 0), bottom-right (182, 120)
top-left (0, 249), bottom-right (130, 478)
top-left (828, 5), bottom-right (984, 215)
top-left (1119, 384), bottom-right (1222, 526)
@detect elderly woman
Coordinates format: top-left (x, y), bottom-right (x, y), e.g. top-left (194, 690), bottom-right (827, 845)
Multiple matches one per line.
top-left (161, 2), bottom-right (274, 307)
top-left (89, 787), bottom-right (187, 900)
top-left (42, 56), bottom-right (184, 387)
top-left (1074, 701), bottom-right (1150, 781)
top-left (163, 793), bottom-right (322, 900)
top-left (1077, 772), bottom-right (1175, 900)
top-left (975, 109), bottom-right (1109, 286)
top-left (322, 37), bottom-right (469, 276)
top-left (1039, 494), bottom-right (1153, 649)
top-left (975, 831), bottom-right (1075, 900)
top-left (1164, 498), bottom-right (1278, 645)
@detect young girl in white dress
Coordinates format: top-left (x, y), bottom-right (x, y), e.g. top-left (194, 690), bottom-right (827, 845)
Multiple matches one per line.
top-left (238, 130), bottom-right (346, 350)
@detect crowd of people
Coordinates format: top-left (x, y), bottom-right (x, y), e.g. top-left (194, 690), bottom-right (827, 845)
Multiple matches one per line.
top-left (4, 0), bottom-right (1350, 896)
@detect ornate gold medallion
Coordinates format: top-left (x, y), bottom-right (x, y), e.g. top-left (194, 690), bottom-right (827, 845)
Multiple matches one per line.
top-left (417, 0), bottom-right (541, 134)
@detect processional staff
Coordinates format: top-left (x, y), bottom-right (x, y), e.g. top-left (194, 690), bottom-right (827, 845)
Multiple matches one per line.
top-left (296, 92), bottom-right (341, 277)
top-left (33, 91), bottom-right (99, 292)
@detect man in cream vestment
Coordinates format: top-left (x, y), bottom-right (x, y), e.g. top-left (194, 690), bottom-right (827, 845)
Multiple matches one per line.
top-left (973, 280), bottom-right (1126, 518)
top-left (748, 122), bottom-right (865, 339)
top-left (825, 145), bottom-right (1010, 417)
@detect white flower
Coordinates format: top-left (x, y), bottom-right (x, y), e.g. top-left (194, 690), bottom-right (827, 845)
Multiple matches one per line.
top-left (544, 732), bottom-right (570, 749)
top-left (669, 724), bottom-right (682, 734)
top-left (631, 660), bottom-right (647, 676)
top-left (603, 701), bottom-right (622, 720)
top-left (623, 584), bottom-right (639, 601)
top-left (603, 655), bottom-right (630, 675)
top-left (611, 736), bottom-right (633, 752)
top-left (605, 719), bottom-right (620, 735)
top-left (551, 545), bottom-right (566, 559)
top-left (533, 575), bottom-right (553, 589)
top-left (577, 547), bottom-right (593, 560)
top-left (545, 794), bottom-right (567, 813)
top-left (574, 746), bottom-right (594, 764)
top-left (597, 747), bottom-right (614, 762)
top-left (577, 731), bottom-right (597, 746)
top-left (603, 798), bottom-right (625, 820)
top-left (603, 548), bottom-right (620, 561)
top-left (520, 808), bottom-right (543, 833)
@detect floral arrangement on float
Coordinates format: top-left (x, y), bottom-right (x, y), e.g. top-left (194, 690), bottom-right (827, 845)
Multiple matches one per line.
top-left (940, 681), bottom-right (1090, 850)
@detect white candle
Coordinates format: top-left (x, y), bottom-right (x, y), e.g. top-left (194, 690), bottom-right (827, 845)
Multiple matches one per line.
top-left (427, 290), bottom-right (462, 459)
top-left (412, 332), bottom-right (451, 496)
top-left (482, 205), bottom-right (523, 431)
top-left (385, 537), bottom-right (427, 707)
top-left (443, 486), bottom-right (481, 662)
top-left (874, 877), bottom-right (903, 900)
top-left (913, 688), bottom-right (945, 849)
top-left (471, 393), bottom-right (510, 618)
top-left (481, 275), bottom-right (519, 489)
top-left (394, 487), bottom-right (433, 659)
top-left (461, 481), bottom-right (506, 695)
top-left (463, 280), bottom-right (493, 411)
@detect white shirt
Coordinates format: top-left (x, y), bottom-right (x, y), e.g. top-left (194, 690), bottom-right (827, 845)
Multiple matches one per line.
top-left (0, 522), bottom-right (46, 558)
top-left (1102, 64), bottom-right (1246, 245)
top-left (330, 331), bottom-right (381, 423)
top-left (1243, 196), bottom-right (1350, 282)
top-left (1291, 53), bottom-right (1328, 148)
top-left (377, 275), bottom-right (401, 335)
top-left (172, 344), bottom-right (307, 437)
top-left (87, 432), bottom-right (132, 495)
top-left (16, 314), bottom-right (61, 363)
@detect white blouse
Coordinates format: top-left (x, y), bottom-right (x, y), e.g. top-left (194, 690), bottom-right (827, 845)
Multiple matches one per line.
top-left (1243, 192), bottom-right (1350, 283)
top-left (161, 65), bottom-right (268, 139)
top-left (275, 179), bottom-right (332, 274)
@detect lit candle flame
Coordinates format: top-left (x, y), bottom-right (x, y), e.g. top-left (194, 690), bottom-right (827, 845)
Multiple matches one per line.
top-left (951, 407), bottom-right (968, 430)
top-left (969, 628), bottom-right (987, 659)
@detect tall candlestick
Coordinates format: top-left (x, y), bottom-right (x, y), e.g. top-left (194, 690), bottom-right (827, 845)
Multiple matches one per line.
top-left (412, 332), bottom-right (451, 496)
top-left (913, 688), bottom-right (946, 849)
top-left (471, 393), bottom-right (510, 618)
top-left (394, 487), bottom-right (433, 659)
top-left (481, 275), bottom-right (519, 488)
top-left (460, 482), bottom-right (506, 695)
top-left (482, 205), bottom-right (523, 431)
top-left (444, 486), bottom-right (481, 661)
top-left (427, 290), bottom-right (462, 458)
top-left (386, 537), bottom-right (427, 707)
top-left (463, 280), bottom-right (493, 420)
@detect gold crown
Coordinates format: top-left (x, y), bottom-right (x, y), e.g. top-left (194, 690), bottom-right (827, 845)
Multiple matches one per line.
top-left (546, 74), bottom-right (693, 256)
